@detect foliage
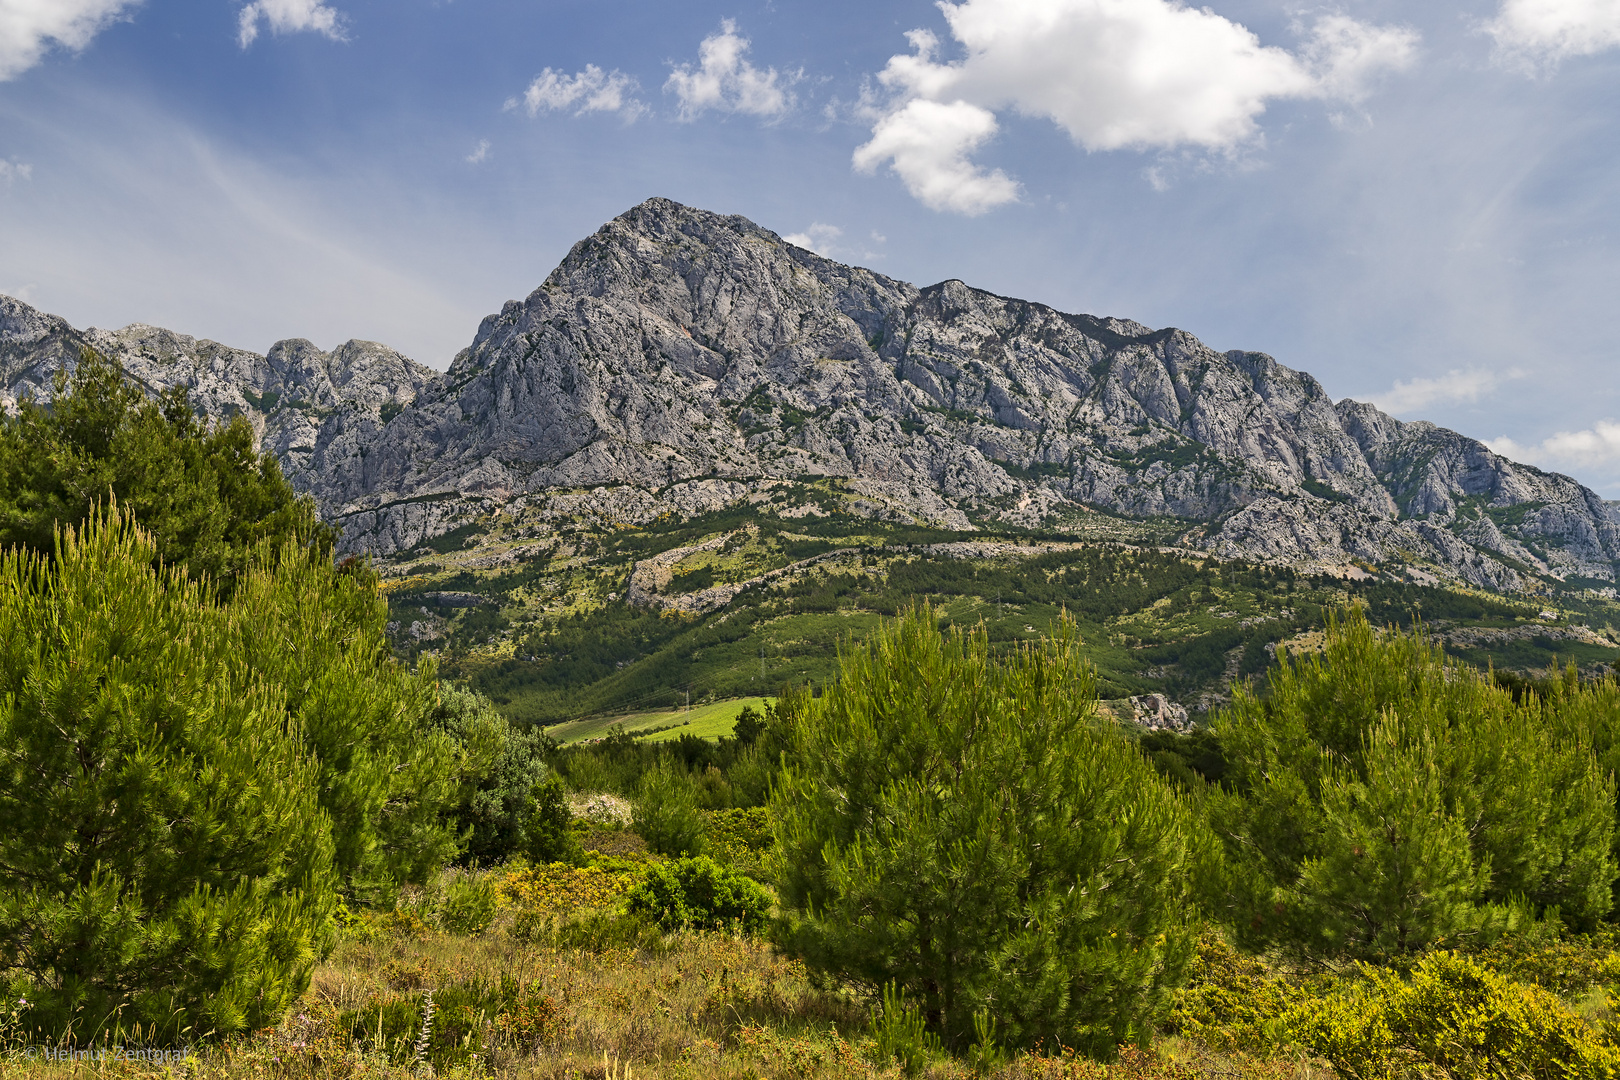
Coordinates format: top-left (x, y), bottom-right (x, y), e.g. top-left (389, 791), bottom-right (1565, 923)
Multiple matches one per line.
top-left (523, 775), bottom-right (585, 865)
top-left (436, 876), bottom-right (499, 936)
top-left (634, 762), bottom-right (709, 856)
top-left (0, 510), bottom-right (338, 1042)
top-left (704, 806), bottom-right (774, 876)
top-left (771, 606), bottom-right (1201, 1054)
top-left (0, 347), bottom-right (333, 596)
top-left (869, 982), bottom-right (941, 1076)
top-left (624, 856), bottom-right (773, 933)
top-left (1290, 951), bottom-right (1620, 1080)
top-left (421, 686), bottom-right (560, 866)
top-left (1208, 609), bottom-right (1615, 960)
top-left (1168, 934), bottom-right (1313, 1055)
top-left (224, 528), bottom-right (460, 903)
top-left (493, 863), bottom-right (639, 917)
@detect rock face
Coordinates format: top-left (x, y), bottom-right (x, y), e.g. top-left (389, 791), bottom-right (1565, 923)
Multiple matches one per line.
top-left (5, 197), bottom-right (1618, 591)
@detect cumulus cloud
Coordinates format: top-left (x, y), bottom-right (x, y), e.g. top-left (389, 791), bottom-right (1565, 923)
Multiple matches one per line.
top-left (0, 0), bottom-right (142, 80)
top-left (1487, 0), bottom-right (1620, 65)
top-left (511, 65), bottom-right (645, 119)
top-left (465, 140), bottom-right (490, 165)
top-left (0, 159), bottom-right (33, 182)
top-left (853, 99), bottom-right (1020, 214)
top-left (666, 20), bottom-right (791, 120)
top-left (855, 0), bottom-right (1419, 214)
top-left (1370, 367), bottom-right (1523, 415)
top-left (237, 0), bottom-right (346, 48)
top-left (1490, 421), bottom-right (1620, 474)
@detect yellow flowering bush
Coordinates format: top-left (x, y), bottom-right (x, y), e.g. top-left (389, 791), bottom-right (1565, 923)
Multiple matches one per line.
top-left (493, 862), bottom-right (639, 916)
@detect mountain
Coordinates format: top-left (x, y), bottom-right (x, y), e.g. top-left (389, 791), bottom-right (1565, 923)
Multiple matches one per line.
top-left (4, 197), bottom-right (1617, 593)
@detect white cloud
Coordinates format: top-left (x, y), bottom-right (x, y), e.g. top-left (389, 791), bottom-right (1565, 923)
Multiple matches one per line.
top-left (0, 0), bottom-right (141, 80)
top-left (783, 223), bottom-right (843, 255)
top-left (1490, 421), bottom-right (1620, 473)
top-left (0, 158), bottom-right (33, 182)
top-left (665, 19), bottom-right (791, 120)
top-left (853, 99), bottom-right (1019, 214)
top-left (781, 222), bottom-right (887, 263)
top-left (237, 0), bottom-right (346, 49)
top-left (1369, 367), bottom-right (1524, 415)
top-left (1487, 0), bottom-right (1620, 65)
top-left (1303, 14), bottom-right (1423, 103)
top-left (512, 65), bottom-right (645, 120)
top-left (856, 0), bottom-right (1419, 214)
top-left (465, 140), bottom-right (490, 165)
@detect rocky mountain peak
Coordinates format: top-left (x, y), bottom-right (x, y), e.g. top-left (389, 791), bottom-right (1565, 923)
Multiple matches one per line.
top-left (4, 197), bottom-right (1617, 594)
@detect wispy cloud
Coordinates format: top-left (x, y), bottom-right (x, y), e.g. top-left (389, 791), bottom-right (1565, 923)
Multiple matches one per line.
top-left (465, 140), bottom-right (490, 164)
top-left (1369, 367), bottom-right (1523, 415)
top-left (237, 0), bottom-right (347, 48)
top-left (1490, 422), bottom-right (1620, 474)
top-left (509, 65), bottom-right (645, 120)
top-left (0, 0), bottom-right (142, 81)
top-left (782, 223), bottom-right (886, 263)
top-left (1487, 0), bottom-right (1620, 67)
top-left (855, 0), bottom-right (1419, 215)
top-left (0, 159), bottom-right (34, 182)
top-left (666, 20), bottom-right (793, 120)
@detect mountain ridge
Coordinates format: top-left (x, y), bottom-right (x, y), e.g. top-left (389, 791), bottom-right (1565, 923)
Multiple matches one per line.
top-left (4, 196), bottom-right (1616, 594)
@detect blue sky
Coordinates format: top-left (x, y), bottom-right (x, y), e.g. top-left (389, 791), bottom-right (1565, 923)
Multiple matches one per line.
top-left (2, 0), bottom-right (1619, 491)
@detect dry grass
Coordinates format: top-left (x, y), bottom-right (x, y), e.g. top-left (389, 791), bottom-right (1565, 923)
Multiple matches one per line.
top-left (0, 916), bottom-right (1337, 1080)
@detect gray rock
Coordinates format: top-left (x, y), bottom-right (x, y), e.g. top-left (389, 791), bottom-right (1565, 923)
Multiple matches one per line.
top-left (6, 197), bottom-right (1619, 590)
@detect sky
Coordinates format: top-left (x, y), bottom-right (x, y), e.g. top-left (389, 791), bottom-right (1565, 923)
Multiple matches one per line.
top-left (1, 0), bottom-right (1618, 492)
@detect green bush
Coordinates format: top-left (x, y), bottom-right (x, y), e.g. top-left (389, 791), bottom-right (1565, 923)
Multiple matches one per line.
top-left (633, 762), bottom-right (707, 857)
top-left (522, 776), bottom-right (584, 866)
top-left (1291, 952), bottom-right (1620, 1080)
top-left (510, 907), bottom-right (665, 953)
top-left (1209, 609), bottom-right (1614, 960)
top-left (869, 982), bottom-right (940, 1077)
top-left (438, 876), bottom-right (498, 936)
top-left (624, 856), bottom-right (772, 933)
top-left (422, 687), bottom-right (561, 866)
top-left (771, 606), bottom-right (1200, 1054)
top-left (0, 510), bottom-right (337, 1042)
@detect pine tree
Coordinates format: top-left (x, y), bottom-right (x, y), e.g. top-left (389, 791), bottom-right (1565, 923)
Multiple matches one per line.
top-left (0, 509), bottom-right (338, 1042)
top-left (770, 606), bottom-right (1199, 1054)
top-left (0, 347), bottom-right (332, 596)
top-left (224, 536), bottom-right (460, 901)
top-left (1208, 609), bottom-right (1614, 959)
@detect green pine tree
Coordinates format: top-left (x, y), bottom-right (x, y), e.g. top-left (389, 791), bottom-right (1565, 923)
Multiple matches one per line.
top-left (0, 347), bottom-right (333, 595)
top-left (0, 509), bottom-right (338, 1043)
top-left (1208, 609), bottom-right (1614, 959)
top-left (770, 606), bottom-right (1200, 1055)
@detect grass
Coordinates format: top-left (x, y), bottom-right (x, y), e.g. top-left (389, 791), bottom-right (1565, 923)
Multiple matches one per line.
top-left (0, 866), bottom-right (1329, 1080)
top-left (545, 698), bottom-right (773, 745)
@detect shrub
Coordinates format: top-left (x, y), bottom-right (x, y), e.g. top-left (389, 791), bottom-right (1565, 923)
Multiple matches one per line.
top-left (422, 687), bottom-right (560, 866)
top-left (771, 606), bottom-right (1200, 1054)
top-left (633, 762), bottom-right (707, 856)
top-left (625, 856), bottom-right (772, 933)
top-left (0, 510), bottom-right (337, 1042)
top-left (1290, 952), bottom-right (1620, 1080)
top-left (1209, 609), bottom-right (1614, 960)
top-left (523, 776), bottom-right (584, 865)
top-left (494, 863), bottom-right (638, 916)
top-left (437, 875), bottom-right (498, 936)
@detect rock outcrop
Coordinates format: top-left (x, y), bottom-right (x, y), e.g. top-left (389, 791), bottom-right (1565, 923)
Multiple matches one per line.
top-left (5, 197), bottom-right (1618, 591)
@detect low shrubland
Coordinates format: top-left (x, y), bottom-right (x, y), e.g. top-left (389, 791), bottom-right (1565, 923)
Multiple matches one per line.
top-left (9, 380), bottom-right (1620, 1080)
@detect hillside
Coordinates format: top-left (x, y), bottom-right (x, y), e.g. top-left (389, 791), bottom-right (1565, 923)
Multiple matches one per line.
top-left (8, 199), bottom-right (1620, 726)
